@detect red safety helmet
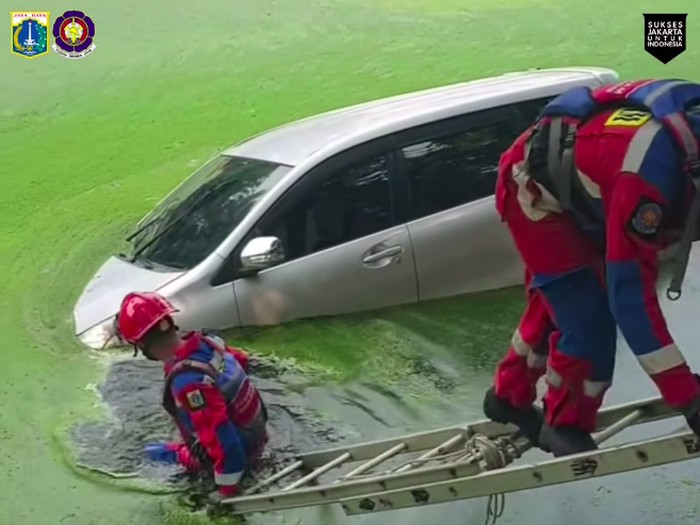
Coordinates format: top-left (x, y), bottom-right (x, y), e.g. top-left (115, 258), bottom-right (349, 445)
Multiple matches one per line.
top-left (117, 291), bottom-right (178, 345)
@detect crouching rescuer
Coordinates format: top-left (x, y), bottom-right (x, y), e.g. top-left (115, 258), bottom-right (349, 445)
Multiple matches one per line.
top-left (483, 79), bottom-right (700, 456)
top-left (117, 291), bottom-right (269, 498)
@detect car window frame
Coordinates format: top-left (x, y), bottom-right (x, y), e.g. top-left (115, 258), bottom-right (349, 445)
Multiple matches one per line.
top-left (210, 136), bottom-right (401, 285)
top-left (389, 99), bottom-right (553, 223)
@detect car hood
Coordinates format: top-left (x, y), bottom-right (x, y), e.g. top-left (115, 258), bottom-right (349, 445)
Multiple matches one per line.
top-left (73, 255), bottom-right (184, 336)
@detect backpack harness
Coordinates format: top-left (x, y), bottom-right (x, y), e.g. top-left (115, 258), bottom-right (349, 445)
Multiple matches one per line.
top-left (525, 79), bottom-right (700, 300)
top-left (162, 334), bottom-right (268, 467)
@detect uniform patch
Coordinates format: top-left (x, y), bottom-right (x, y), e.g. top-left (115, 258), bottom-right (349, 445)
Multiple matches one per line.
top-left (631, 202), bottom-right (663, 235)
top-left (186, 389), bottom-right (206, 411)
top-left (604, 108), bottom-right (652, 127)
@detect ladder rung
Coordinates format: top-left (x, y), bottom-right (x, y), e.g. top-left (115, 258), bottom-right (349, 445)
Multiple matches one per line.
top-left (337, 443), bottom-right (407, 481)
top-left (593, 409), bottom-right (643, 444)
top-left (282, 452), bottom-right (352, 491)
top-left (296, 426), bottom-right (471, 469)
top-left (249, 460), bottom-right (304, 493)
top-left (392, 432), bottom-right (467, 474)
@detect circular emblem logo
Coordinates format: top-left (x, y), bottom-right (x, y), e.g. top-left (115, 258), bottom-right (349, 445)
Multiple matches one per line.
top-left (51, 10), bottom-right (96, 59)
top-left (632, 202), bottom-right (663, 235)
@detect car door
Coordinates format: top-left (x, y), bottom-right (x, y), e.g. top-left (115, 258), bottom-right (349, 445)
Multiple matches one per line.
top-left (394, 98), bottom-right (555, 302)
top-left (229, 141), bottom-right (419, 327)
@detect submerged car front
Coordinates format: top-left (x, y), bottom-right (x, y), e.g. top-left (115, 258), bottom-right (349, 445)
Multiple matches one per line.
top-left (74, 153), bottom-right (292, 349)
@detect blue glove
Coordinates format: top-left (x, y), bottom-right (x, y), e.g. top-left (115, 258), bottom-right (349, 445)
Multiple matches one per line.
top-left (144, 442), bottom-right (179, 464)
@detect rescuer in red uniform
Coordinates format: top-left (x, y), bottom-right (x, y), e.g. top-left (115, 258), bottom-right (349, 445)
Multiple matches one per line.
top-left (482, 79), bottom-right (700, 456)
top-left (117, 291), bottom-right (269, 497)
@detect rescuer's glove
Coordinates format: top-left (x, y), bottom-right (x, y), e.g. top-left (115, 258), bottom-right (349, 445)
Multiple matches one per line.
top-left (144, 442), bottom-right (201, 471)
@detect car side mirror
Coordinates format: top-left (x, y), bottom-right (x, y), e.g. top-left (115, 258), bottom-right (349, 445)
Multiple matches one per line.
top-left (240, 236), bottom-right (285, 272)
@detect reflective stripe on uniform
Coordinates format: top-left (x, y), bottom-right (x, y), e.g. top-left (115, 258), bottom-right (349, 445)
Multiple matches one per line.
top-left (575, 169), bottom-right (602, 199)
top-left (637, 343), bottom-right (686, 375)
top-left (510, 329), bottom-right (531, 356)
top-left (622, 120), bottom-right (663, 173)
top-left (512, 329), bottom-right (548, 368)
top-left (583, 379), bottom-right (610, 397)
top-left (643, 81), bottom-right (692, 106)
top-left (215, 470), bottom-right (243, 486)
top-left (526, 352), bottom-right (547, 369)
top-left (666, 113), bottom-right (699, 160)
top-left (546, 367), bottom-right (563, 388)
top-left (545, 368), bottom-right (609, 396)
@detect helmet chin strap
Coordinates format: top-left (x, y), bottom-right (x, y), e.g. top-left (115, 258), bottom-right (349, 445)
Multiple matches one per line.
top-left (132, 323), bottom-right (179, 361)
top-left (133, 344), bottom-right (159, 361)
top-left (143, 350), bottom-right (160, 361)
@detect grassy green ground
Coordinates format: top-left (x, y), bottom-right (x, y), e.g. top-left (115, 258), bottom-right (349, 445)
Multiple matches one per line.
top-left (2, 0), bottom-right (700, 523)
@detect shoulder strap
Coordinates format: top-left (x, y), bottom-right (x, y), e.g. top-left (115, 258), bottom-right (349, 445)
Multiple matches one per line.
top-left (200, 334), bottom-right (227, 355)
top-left (600, 80), bottom-right (700, 166)
top-left (546, 116), bottom-right (574, 211)
top-left (162, 358), bottom-right (219, 419)
top-left (540, 80), bottom-right (700, 158)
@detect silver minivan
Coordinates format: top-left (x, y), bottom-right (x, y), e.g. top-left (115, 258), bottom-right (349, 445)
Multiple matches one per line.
top-left (74, 66), bottom-right (620, 349)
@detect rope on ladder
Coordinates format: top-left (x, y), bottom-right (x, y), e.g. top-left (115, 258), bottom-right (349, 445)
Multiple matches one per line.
top-left (464, 434), bottom-right (515, 525)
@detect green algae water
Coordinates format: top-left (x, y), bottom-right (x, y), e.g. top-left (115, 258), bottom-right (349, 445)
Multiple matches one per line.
top-left (3, 0), bottom-right (700, 524)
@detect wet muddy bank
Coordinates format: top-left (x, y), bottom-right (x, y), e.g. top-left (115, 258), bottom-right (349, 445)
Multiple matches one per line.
top-left (67, 343), bottom-right (491, 499)
top-left (64, 276), bottom-right (700, 525)
top-left (70, 357), bottom-right (338, 486)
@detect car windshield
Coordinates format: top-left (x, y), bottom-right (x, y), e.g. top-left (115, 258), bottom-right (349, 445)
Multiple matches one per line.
top-left (127, 155), bottom-right (292, 270)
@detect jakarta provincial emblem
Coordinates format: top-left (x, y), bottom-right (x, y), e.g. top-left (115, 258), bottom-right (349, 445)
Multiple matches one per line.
top-left (52, 10), bottom-right (96, 59)
top-left (11, 12), bottom-right (50, 59)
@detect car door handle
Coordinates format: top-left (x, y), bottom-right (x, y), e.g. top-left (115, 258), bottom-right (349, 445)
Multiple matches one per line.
top-left (362, 245), bottom-right (403, 264)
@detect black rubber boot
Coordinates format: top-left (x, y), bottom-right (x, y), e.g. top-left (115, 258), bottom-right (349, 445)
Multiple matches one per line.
top-left (483, 386), bottom-right (545, 447)
top-left (538, 423), bottom-right (597, 457)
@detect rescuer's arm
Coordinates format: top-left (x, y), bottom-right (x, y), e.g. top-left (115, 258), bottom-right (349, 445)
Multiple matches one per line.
top-left (604, 172), bottom-right (700, 407)
top-left (172, 371), bottom-right (248, 496)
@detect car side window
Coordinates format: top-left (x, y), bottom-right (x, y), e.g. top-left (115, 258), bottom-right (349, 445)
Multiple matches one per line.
top-left (400, 97), bottom-right (556, 220)
top-left (255, 154), bottom-right (394, 264)
top-left (401, 118), bottom-right (519, 220)
top-left (514, 96), bottom-right (556, 125)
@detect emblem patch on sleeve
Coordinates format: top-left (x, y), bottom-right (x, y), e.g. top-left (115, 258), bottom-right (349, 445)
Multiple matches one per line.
top-left (631, 202), bottom-right (663, 235)
top-left (186, 389), bottom-right (206, 411)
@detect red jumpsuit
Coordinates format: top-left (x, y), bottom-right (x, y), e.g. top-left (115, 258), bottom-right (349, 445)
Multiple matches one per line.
top-left (493, 104), bottom-right (700, 433)
top-left (164, 332), bottom-right (268, 496)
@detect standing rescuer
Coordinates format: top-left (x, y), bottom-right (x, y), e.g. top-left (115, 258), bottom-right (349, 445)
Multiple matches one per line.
top-left (116, 291), bottom-right (269, 498)
top-left (483, 79), bottom-right (700, 456)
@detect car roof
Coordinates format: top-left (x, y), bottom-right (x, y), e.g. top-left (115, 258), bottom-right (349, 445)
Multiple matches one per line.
top-left (223, 67), bottom-right (617, 166)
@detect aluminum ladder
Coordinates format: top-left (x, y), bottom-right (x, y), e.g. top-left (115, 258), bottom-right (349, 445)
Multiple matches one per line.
top-left (221, 396), bottom-right (700, 516)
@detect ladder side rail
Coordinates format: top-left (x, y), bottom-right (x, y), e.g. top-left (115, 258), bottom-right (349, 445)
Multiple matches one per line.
top-left (225, 397), bottom-right (680, 513)
top-left (294, 396), bottom-right (675, 468)
top-left (341, 431), bottom-right (700, 515)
